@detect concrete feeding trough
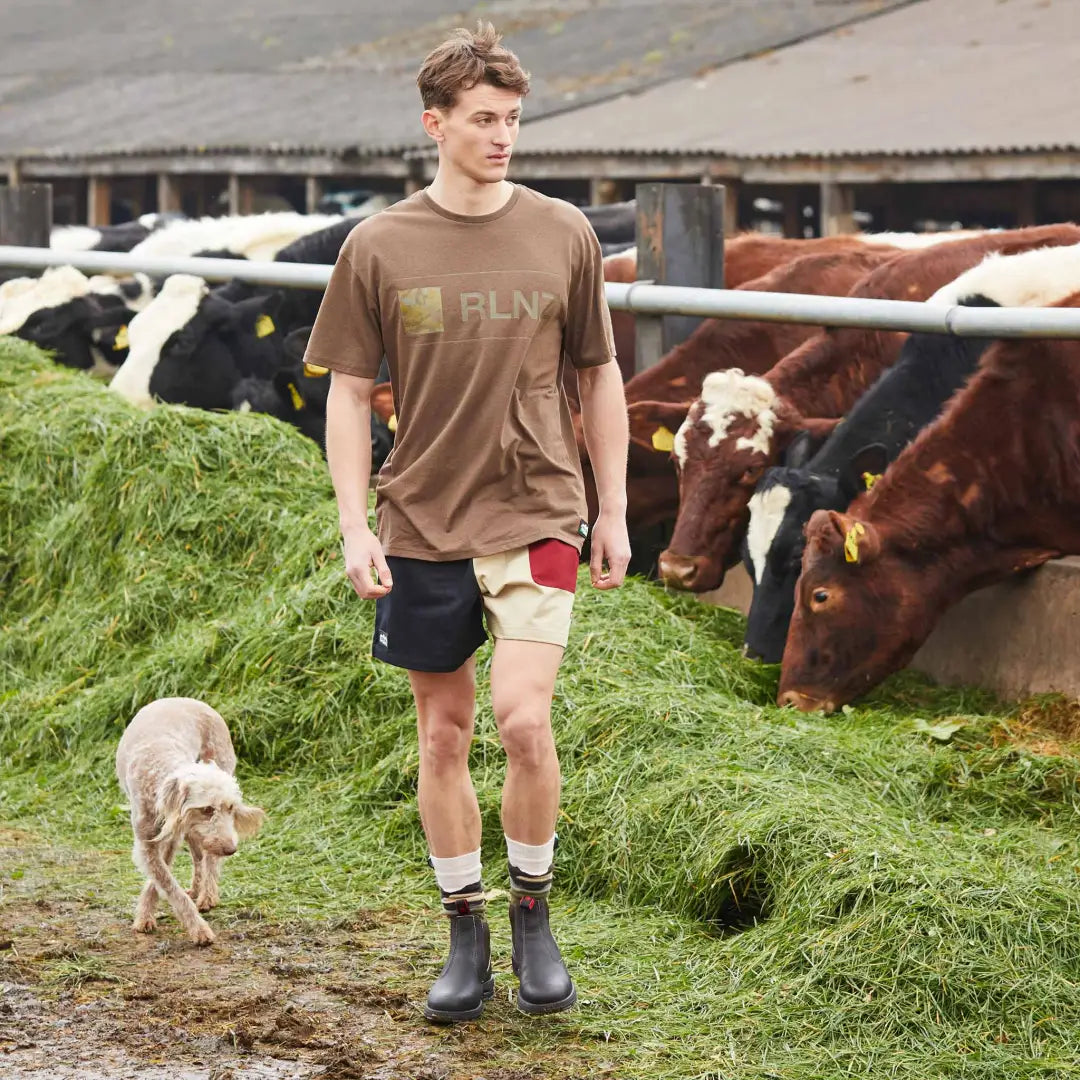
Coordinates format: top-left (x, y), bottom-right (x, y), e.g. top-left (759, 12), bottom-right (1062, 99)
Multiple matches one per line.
top-left (702, 557), bottom-right (1080, 701)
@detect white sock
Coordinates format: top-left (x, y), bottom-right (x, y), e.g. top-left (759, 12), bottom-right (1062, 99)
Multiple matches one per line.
top-left (429, 849), bottom-right (482, 895)
top-left (505, 835), bottom-right (555, 877)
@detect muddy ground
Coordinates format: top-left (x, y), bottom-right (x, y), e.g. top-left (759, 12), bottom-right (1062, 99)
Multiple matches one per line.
top-left (0, 829), bottom-right (595, 1080)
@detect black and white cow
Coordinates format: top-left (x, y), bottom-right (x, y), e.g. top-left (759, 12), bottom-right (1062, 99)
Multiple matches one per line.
top-left (580, 200), bottom-right (636, 246)
top-left (110, 274), bottom-right (285, 409)
top-left (0, 265), bottom-right (140, 374)
top-left (741, 241), bottom-right (1080, 663)
top-left (230, 326), bottom-right (394, 465)
top-left (110, 216), bottom-right (360, 417)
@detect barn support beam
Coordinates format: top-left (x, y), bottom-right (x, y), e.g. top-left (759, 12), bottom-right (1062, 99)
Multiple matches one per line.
top-left (305, 176), bottom-right (323, 214)
top-left (1016, 179), bottom-right (1038, 227)
top-left (157, 173), bottom-right (182, 214)
top-left (820, 181), bottom-right (855, 236)
top-left (6, 159), bottom-right (22, 186)
top-left (633, 182), bottom-right (727, 375)
top-left (0, 184), bottom-right (52, 246)
top-left (88, 176), bottom-right (112, 227)
top-left (589, 177), bottom-right (621, 205)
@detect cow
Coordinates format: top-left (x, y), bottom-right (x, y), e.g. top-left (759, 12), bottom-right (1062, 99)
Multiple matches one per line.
top-left (111, 275), bottom-right (284, 409)
top-left (51, 219), bottom-right (168, 254)
top-left (656, 224), bottom-right (1080, 594)
top-left (0, 265), bottom-right (140, 374)
top-left (602, 245), bottom-right (904, 536)
top-left (128, 211), bottom-right (343, 263)
top-left (743, 240), bottom-right (1080, 663)
top-left (580, 200), bottom-right (636, 246)
top-left (230, 325), bottom-right (394, 465)
top-left (777, 291), bottom-right (1080, 713)
top-left (109, 217), bottom-right (360, 412)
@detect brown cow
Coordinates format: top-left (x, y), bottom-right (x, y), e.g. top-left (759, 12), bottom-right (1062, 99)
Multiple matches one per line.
top-left (777, 295), bottom-right (1080, 713)
top-left (608, 245), bottom-right (902, 534)
top-left (657, 224), bottom-right (1080, 593)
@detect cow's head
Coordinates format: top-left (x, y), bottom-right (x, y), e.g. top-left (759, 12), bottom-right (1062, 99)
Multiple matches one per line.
top-left (743, 439), bottom-right (889, 663)
top-left (776, 508), bottom-right (928, 713)
top-left (657, 370), bottom-right (806, 593)
top-left (117, 277), bottom-right (284, 410)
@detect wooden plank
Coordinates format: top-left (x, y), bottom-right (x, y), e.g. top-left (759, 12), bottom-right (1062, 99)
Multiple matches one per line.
top-left (0, 184), bottom-right (53, 246)
top-left (305, 176), bottom-right (323, 214)
top-left (634, 182), bottom-right (727, 375)
top-left (157, 172), bottom-right (182, 213)
top-left (820, 181), bottom-right (855, 236)
top-left (87, 176), bottom-right (111, 226)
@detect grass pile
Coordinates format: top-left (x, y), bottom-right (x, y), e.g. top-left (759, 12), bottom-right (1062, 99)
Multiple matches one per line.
top-left (3, 337), bottom-right (1080, 1078)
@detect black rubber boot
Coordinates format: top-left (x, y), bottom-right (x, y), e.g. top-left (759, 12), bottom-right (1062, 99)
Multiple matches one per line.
top-left (509, 893), bottom-right (577, 1015)
top-left (424, 903), bottom-right (494, 1023)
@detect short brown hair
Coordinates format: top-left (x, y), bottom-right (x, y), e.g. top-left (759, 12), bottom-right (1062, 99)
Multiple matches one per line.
top-left (417, 21), bottom-right (530, 110)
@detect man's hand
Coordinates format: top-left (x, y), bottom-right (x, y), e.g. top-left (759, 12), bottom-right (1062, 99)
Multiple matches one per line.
top-left (589, 509), bottom-right (631, 590)
top-left (343, 527), bottom-right (393, 599)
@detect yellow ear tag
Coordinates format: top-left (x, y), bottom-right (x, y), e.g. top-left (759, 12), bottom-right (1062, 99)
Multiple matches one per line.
top-left (254, 314), bottom-right (275, 338)
top-left (844, 522), bottom-right (866, 564)
top-left (303, 361), bottom-right (329, 377)
top-left (651, 425), bottom-right (675, 453)
top-left (112, 324), bottom-right (129, 351)
top-left (286, 382), bottom-right (305, 411)
top-left (387, 414), bottom-right (398, 432)
top-left (863, 472), bottom-right (882, 491)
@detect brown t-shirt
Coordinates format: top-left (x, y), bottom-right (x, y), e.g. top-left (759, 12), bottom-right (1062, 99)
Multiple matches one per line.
top-left (305, 185), bottom-right (616, 560)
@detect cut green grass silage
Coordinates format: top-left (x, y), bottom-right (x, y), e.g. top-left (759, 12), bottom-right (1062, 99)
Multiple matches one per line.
top-left (3, 339), bottom-right (1080, 1078)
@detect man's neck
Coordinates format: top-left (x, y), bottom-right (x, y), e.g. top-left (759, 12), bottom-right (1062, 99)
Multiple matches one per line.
top-left (425, 172), bottom-right (514, 218)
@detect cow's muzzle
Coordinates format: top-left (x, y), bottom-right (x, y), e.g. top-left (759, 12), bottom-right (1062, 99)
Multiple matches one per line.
top-left (657, 551), bottom-right (723, 592)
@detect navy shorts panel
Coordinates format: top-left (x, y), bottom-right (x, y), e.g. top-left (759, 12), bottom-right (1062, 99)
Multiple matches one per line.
top-left (372, 556), bottom-right (488, 673)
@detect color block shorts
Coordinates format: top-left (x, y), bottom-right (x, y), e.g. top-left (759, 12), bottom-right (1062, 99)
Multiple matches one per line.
top-left (372, 539), bottom-right (580, 673)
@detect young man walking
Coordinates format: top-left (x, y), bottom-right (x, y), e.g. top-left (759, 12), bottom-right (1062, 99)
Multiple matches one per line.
top-left (306, 23), bottom-right (631, 1022)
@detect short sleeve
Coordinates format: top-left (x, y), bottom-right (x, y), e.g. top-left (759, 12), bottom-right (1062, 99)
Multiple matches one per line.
top-left (303, 245), bottom-right (384, 378)
top-left (564, 218), bottom-right (617, 370)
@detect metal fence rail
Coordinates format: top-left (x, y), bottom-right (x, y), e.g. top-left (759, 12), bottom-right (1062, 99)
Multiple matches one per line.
top-left (5, 244), bottom-right (1080, 339)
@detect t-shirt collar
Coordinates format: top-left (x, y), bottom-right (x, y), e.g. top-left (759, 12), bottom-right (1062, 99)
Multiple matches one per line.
top-left (420, 184), bottom-right (521, 224)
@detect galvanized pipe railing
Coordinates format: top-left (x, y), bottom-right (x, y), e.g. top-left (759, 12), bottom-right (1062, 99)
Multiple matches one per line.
top-left (5, 245), bottom-right (1080, 339)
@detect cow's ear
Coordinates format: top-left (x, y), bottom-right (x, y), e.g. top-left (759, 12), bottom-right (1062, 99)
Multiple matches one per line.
top-left (272, 367), bottom-right (306, 415)
top-left (840, 443), bottom-right (890, 498)
top-left (782, 430), bottom-right (817, 469)
top-left (370, 382), bottom-right (396, 426)
top-left (627, 400), bottom-right (689, 457)
top-left (822, 510), bottom-right (880, 565)
top-left (284, 326), bottom-right (312, 365)
top-left (234, 291), bottom-right (283, 337)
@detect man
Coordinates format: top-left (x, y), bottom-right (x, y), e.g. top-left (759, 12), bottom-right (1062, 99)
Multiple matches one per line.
top-left (305, 22), bottom-right (631, 1023)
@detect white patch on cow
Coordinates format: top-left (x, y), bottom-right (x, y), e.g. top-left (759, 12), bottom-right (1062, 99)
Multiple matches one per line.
top-left (237, 400), bottom-right (252, 413)
top-left (0, 265), bottom-right (91, 335)
top-left (89, 345), bottom-right (120, 378)
top-left (125, 273), bottom-right (157, 312)
top-left (87, 275), bottom-right (123, 298)
top-left (50, 226), bottom-right (101, 252)
top-left (746, 484), bottom-right (793, 585)
top-left (110, 274), bottom-right (208, 407)
top-left (697, 368), bottom-right (779, 453)
top-left (928, 243), bottom-right (1080, 309)
top-left (0, 275), bottom-right (41, 303)
top-left (129, 211), bottom-right (342, 261)
top-left (854, 230), bottom-right (983, 250)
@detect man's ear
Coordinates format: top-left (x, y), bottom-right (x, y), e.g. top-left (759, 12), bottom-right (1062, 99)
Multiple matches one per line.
top-left (421, 107), bottom-right (446, 142)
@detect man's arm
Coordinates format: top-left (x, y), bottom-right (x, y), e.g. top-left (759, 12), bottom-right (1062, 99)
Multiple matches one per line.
top-left (577, 360), bottom-right (631, 589)
top-left (326, 370), bottom-right (393, 599)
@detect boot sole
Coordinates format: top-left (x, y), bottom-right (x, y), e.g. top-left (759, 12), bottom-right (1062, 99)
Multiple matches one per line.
top-left (516, 985), bottom-right (577, 1016)
top-left (423, 977), bottom-right (495, 1024)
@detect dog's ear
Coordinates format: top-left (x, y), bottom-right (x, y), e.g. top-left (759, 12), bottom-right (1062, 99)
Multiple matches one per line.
top-left (234, 803), bottom-right (266, 840)
top-left (153, 774), bottom-right (188, 843)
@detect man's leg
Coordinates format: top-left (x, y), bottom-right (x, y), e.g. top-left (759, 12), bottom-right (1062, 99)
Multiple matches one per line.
top-left (491, 638), bottom-right (576, 1015)
top-left (410, 659), bottom-right (494, 1023)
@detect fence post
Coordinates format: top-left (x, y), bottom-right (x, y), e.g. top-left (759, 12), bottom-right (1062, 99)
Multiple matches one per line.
top-left (0, 183), bottom-right (53, 247)
top-left (634, 182), bottom-right (726, 375)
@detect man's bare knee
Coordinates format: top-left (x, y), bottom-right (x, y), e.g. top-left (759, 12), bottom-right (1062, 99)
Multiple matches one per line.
top-left (419, 708), bottom-right (475, 772)
top-left (497, 708), bottom-right (555, 771)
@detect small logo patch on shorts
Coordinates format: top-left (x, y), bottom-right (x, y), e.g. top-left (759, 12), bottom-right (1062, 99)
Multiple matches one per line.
top-left (577, 520), bottom-right (589, 539)
top-left (378, 631), bottom-right (389, 647)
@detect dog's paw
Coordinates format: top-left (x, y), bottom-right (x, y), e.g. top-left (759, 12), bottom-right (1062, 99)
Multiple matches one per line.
top-left (195, 888), bottom-right (219, 912)
top-left (132, 915), bottom-right (157, 934)
top-left (189, 920), bottom-right (216, 946)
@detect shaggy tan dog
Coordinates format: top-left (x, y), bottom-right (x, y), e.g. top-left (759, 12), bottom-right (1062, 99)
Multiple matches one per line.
top-left (116, 697), bottom-right (265, 945)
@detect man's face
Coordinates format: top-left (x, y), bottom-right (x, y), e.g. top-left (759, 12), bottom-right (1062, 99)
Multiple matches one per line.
top-left (425, 83), bottom-right (521, 185)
